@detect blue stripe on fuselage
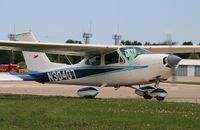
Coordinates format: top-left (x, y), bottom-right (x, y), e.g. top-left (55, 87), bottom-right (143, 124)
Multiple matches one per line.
top-left (28, 66), bottom-right (148, 83)
top-left (9, 72), bottom-right (36, 81)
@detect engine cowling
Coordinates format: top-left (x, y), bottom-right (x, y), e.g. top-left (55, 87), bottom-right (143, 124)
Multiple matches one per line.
top-left (77, 87), bottom-right (99, 98)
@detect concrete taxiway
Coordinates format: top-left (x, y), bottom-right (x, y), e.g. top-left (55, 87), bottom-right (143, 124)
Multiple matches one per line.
top-left (0, 81), bottom-right (200, 104)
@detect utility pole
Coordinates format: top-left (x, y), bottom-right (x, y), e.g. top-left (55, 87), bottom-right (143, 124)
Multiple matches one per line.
top-left (83, 32), bottom-right (92, 44)
top-left (8, 33), bottom-right (16, 64)
top-left (112, 34), bottom-right (122, 45)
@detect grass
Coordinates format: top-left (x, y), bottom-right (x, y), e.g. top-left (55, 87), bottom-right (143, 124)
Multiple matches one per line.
top-left (0, 95), bottom-right (199, 130)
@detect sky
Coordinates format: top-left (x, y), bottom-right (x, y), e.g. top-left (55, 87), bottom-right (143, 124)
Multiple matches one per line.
top-left (0, 0), bottom-right (200, 44)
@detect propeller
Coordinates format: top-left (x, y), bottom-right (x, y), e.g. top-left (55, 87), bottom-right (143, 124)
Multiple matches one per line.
top-left (167, 54), bottom-right (182, 86)
top-left (166, 33), bottom-right (182, 87)
top-left (171, 66), bottom-right (176, 87)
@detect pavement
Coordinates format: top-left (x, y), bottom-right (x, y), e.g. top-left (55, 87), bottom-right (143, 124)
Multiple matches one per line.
top-left (0, 81), bottom-right (200, 104)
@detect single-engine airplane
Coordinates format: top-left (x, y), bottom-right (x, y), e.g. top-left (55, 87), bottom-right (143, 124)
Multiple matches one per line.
top-left (0, 32), bottom-right (200, 101)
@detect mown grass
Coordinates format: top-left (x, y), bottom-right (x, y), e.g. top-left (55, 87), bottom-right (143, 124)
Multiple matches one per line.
top-left (0, 95), bottom-right (199, 130)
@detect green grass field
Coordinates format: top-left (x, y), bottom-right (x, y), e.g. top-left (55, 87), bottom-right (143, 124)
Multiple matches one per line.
top-left (0, 95), bottom-right (199, 130)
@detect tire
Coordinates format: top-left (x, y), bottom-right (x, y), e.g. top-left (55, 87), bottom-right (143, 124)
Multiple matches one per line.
top-left (83, 96), bottom-right (95, 99)
top-left (156, 96), bottom-right (165, 101)
top-left (143, 95), bottom-right (152, 99)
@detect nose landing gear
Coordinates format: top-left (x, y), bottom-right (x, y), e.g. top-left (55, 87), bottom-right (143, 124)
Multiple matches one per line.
top-left (130, 79), bottom-right (168, 101)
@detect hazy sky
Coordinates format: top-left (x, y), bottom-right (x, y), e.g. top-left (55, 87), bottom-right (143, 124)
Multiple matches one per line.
top-left (0, 0), bottom-right (200, 44)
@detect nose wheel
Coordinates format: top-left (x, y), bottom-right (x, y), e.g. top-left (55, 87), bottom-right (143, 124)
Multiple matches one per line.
top-left (155, 96), bottom-right (165, 101)
top-left (143, 94), bottom-right (153, 99)
top-left (129, 78), bottom-right (168, 101)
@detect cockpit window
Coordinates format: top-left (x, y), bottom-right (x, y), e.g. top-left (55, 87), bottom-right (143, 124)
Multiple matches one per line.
top-left (85, 55), bottom-right (101, 65)
top-left (120, 47), bottom-right (151, 62)
top-left (124, 48), bottom-right (136, 61)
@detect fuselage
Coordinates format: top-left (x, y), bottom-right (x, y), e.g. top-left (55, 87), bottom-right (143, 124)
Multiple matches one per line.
top-left (29, 47), bottom-right (175, 86)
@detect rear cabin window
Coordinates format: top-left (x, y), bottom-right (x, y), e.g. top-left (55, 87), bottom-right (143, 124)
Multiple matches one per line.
top-left (105, 51), bottom-right (119, 65)
top-left (85, 55), bottom-right (101, 65)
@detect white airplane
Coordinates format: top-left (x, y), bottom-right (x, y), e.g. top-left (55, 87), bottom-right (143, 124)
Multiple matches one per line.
top-left (0, 32), bottom-right (199, 101)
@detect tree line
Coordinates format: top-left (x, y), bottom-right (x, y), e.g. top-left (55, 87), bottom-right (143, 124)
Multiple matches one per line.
top-left (121, 40), bottom-right (194, 46)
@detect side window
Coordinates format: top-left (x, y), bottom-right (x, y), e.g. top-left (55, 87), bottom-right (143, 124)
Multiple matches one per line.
top-left (85, 55), bottom-right (101, 65)
top-left (105, 51), bottom-right (119, 65)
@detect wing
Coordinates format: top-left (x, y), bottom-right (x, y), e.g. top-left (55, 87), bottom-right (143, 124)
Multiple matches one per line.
top-left (0, 40), bottom-right (118, 56)
top-left (143, 46), bottom-right (200, 54)
top-left (1, 40), bottom-right (200, 55)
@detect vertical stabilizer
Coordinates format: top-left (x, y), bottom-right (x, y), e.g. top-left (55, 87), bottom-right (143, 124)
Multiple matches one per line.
top-left (16, 32), bottom-right (38, 42)
top-left (16, 32), bottom-right (66, 73)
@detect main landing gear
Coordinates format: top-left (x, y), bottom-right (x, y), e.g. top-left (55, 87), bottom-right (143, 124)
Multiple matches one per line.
top-left (76, 82), bottom-right (167, 101)
top-left (76, 84), bottom-right (107, 98)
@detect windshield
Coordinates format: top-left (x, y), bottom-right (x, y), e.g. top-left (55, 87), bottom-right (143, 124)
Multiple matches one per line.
top-left (120, 47), bottom-right (151, 62)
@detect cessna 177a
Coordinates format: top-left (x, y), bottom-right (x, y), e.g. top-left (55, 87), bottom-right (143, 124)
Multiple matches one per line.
top-left (0, 32), bottom-right (200, 101)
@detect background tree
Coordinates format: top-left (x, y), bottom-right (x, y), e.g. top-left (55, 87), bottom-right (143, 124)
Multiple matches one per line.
top-left (144, 42), bottom-right (151, 45)
top-left (0, 50), bottom-right (10, 64)
top-left (66, 39), bottom-right (82, 44)
top-left (14, 51), bottom-right (24, 63)
top-left (121, 40), bottom-right (142, 45)
top-left (0, 51), bottom-right (24, 64)
top-left (182, 41), bottom-right (193, 45)
top-left (143, 41), bottom-right (177, 46)
top-left (188, 53), bottom-right (200, 59)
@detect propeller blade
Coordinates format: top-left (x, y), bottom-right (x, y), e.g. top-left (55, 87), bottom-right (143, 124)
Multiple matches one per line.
top-left (171, 66), bottom-right (176, 87)
top-left (166, 33), bottom-right (180, 88)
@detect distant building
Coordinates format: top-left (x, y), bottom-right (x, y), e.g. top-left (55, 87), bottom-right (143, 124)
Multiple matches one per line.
top-left (171, 59), bottom-right (200, 83)
top-left (176, 59), bottom-right (200, 77)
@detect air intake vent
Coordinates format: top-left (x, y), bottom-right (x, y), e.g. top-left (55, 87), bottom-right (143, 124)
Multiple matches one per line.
top-left (163, 57), bottom-right (167, 65)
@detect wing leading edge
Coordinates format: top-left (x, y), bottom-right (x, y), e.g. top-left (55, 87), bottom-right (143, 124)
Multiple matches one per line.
top-left (1, 36), bottom-right (200, 55)
top-left (143, 46), bottom-right (200, 54)
top-left (0, 40), bottom-right (119, 56)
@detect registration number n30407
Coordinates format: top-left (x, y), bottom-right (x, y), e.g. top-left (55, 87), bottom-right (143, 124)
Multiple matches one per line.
top-left (47, 69), bottom-right (76, 81)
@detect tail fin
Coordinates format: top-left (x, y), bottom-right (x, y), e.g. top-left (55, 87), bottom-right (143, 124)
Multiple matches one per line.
top-left (16, 32), bottom-right (38, 42)
top-left (16, 32), bottom-right (66, 73)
